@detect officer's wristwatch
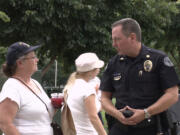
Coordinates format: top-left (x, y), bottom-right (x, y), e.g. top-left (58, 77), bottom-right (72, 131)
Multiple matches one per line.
top-left (144, 109), bottom-right (151, 119)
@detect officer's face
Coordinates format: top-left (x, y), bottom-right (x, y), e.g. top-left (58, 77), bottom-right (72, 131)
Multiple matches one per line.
top-left (112, 25), bottom-right (132, 55)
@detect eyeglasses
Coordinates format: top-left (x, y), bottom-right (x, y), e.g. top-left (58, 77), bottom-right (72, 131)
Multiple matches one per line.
top-left (22, 56), bottom-right (37, 60)
top-left (112, 37), bottom-right (121, 43)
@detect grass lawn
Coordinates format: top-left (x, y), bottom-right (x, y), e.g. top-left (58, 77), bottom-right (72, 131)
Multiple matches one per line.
top-left (101, 110), bottom-right (109, 132)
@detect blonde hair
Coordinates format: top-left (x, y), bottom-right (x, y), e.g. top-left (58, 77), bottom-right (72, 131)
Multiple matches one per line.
top-left (63, 70), bottom-right (95, 93)
top-left (63, 72), bottom-right (77, 93)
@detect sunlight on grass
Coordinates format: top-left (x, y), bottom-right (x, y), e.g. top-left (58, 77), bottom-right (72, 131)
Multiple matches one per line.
top-left (101, 98), bottom-right (116, 133)
top-left (101, 110), bottom-right (108, 132)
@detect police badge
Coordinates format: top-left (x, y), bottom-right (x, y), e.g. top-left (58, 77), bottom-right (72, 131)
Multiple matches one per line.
top-left (144, 60), bottom-right (153, 72)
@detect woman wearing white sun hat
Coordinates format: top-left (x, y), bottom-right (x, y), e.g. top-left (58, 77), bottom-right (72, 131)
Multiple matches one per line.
top-left (63, 52), bottom-right (107, 135)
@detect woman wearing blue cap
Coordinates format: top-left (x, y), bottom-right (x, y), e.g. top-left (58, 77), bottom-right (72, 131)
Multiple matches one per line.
top-left (0, 42), bottom-right (55, 135)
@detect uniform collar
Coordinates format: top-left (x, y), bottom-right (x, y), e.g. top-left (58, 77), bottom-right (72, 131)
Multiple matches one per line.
top-left (136, 44), bottom-right (145, 59)
top-left (118, 44), bottom-right (151, 62)
top-left (139, 44), bottom-right (152, 60)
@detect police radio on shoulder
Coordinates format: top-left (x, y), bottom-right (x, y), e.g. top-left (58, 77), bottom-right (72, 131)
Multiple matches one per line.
top-left (144, 109), bottom-right (151, 119)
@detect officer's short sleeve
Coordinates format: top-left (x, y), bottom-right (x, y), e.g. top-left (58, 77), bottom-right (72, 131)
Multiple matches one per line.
top-left (100, 62), bottom-right (114, 92)
top-left (159, 56), bottom-right (180, 91)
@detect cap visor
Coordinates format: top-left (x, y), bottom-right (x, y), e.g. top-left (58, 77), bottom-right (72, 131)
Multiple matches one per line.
top-left (24, 45), bottom-right (41, 54)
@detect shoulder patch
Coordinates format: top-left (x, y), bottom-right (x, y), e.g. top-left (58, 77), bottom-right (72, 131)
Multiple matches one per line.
top-left (163, 57), bottom-right (174, 67)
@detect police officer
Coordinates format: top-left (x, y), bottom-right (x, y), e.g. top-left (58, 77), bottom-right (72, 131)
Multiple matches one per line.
top-left (100, 18), bottom-right (180, 135)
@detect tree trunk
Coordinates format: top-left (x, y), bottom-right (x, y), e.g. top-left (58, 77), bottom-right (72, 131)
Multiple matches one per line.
top-left (41, 56), bottom-right (57, 78)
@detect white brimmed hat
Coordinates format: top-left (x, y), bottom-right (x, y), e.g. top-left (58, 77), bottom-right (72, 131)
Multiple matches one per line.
top-left (75, 52), bottom-right (104, 72)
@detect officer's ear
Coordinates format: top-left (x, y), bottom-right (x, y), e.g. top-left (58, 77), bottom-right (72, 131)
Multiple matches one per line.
top-left (129, 33), bottom-right (137, 41)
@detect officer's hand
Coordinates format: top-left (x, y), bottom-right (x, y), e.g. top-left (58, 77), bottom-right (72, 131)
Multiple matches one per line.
top-left (125, 106), bottom-right (145, 125)
top-left (119, 107), bottom-right (127, 113)
top-left (113, 108), bottom-right (129, 125)
top-left (117, 107), bottom-right (137, 125)
top-left (116, 109), bottom-right (126, 123)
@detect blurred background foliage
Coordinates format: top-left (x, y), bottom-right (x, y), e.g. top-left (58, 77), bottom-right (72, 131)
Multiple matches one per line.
top-left (0, 0), bottom-right (180, 133)
top-left (0, 0), bottom-right (180, 88)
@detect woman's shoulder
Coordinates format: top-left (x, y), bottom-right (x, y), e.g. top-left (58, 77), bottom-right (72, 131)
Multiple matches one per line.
top-left (1, 78), bottom-right (23, 97)
top-left (3, 78), bottom-right (21, 87)
top-left (75, 79), bottom-right (88, 86)
top-left (74, 79), bottom-right (94, 91)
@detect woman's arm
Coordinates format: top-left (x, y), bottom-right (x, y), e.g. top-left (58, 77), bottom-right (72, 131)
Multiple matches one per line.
top-left (85, 94), bottom-right (107, 135)
top-left (0, 98), bottom-right (20, 135)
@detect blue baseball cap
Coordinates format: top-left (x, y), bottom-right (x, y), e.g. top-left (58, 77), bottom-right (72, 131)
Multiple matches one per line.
top-left (6, 42), bottom-right (41, 66)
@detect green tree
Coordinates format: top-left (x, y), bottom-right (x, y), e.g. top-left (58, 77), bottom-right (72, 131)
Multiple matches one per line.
top-left (156, 3), bottom-right (180, 72)
top-left (0, 0), bottom-right (180, 133)
top-left (0, 47), bottom-right (7, 65)
top-left (0, 0), bottom-right (179, 76)
top-left (0, 11), bottom-right (10, 22)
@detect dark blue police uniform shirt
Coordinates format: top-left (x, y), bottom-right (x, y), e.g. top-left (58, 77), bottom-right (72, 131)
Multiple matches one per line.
top-left (100, 45), bottom-right (180, 109)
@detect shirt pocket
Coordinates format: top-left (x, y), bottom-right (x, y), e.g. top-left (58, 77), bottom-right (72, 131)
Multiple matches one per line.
top-left (112, 72), bottom-right (126, 93)
top-left (135, 72), bottom-right (160, 97)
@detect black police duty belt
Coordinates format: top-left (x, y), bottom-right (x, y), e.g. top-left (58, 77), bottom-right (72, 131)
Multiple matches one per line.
top-left (116, 116), bottom-right (156, 129)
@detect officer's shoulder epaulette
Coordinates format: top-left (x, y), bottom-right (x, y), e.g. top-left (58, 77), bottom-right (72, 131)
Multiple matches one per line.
top-left (109, 54), bottom-right (119, 64)
top-left (105, 54), bottom-right (119, 71)
top-left (146, 47), bottom-right (166, 57)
